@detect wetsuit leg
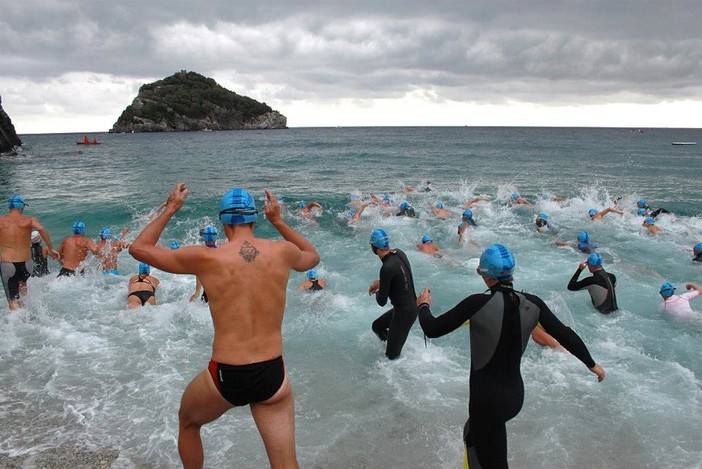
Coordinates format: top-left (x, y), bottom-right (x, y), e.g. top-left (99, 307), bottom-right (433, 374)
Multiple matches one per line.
top-left (384, 306), bottom-right (418, 360)
top-left (371, 309), bottom-right (393, 341)
top-left (1, 262), bottom-right (16, 300)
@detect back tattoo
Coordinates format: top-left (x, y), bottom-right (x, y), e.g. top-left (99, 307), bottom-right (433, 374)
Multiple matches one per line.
top-left (239, 240), bottom-right (260, 262)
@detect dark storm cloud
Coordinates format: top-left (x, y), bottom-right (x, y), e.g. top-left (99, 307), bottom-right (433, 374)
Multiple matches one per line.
top-left (1, 1), bottom-right (701, 105)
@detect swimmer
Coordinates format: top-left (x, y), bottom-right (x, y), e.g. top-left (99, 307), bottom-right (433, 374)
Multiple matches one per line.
top-left (693, 243), bottom-right (702, 263)
top-left (567, 253), bottom-right (618, 314)
top-left (170, 241), bottom-right (181, 250)
top-left (509, 192), bottom-right (532, 206)
top-left (399, 182), bottom-right (415, 193)
top-left (659, 282), bottom-right (702, 318)
top-left (189, 226), bottom-right (218, 303)
top-left (30, 230), bottom-right (50, 277)
top-left (298, 200), bottom-right (323, 218)
top-left (541, 193), bottom-right (566, 203)
top-left (1, 195), bottom-right (59, 309)
top-left (299, 269), bottom-right (326, 292)
top-left (367, 228), bottom-right (418, 359)
top-left (129, 184), bottom-right (318, 468)
top-left (396, 201), bottom-right (417, 217)
top-left (97, 227), bottom-right (130, 275)
top-left (57, 221), bottom-right (99, 277)
top-left (415, 244), bottom-right (605, 468)
top-left (416, 235), bottom-right (441, 256)
top-left (127, 263), bottom-right (159, 309)
top-left (464, 196), bottom-right (491, 208)
top-left (555, 231), bottom-right (597, 254)
top-left (431, 201), bottom-right (451, 219)
top-left (345, 202), bottom-right (371, 224)
top-left (642, 217), bottom-right (662, 235)
top-left (588, 206), bottom-right (624, 221)
top-left (637, 198), bottom-right (671, 218)
top-left (534, 213), bottom-right (557, 234)
top-left (458, 209), bottom-right (477, 243)
top-left (370, 193), bottom-right (392, 207)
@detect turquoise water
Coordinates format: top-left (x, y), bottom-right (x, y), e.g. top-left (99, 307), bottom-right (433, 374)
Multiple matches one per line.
top-left (2, 127), bottom-right (702, 468)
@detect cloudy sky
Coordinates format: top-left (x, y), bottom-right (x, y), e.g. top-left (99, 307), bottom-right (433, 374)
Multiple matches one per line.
top-left (1, 1), bottom-right (701, 134)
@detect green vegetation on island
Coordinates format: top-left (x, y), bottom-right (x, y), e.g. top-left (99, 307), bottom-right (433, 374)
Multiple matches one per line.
top-left (110, 71), bottom-right (287, 133)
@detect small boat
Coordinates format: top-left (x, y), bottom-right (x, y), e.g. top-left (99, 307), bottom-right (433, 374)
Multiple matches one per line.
top-left (672, 142), bottom-right (697, 145)
top-left (76, 136), bottom-right (101, 145)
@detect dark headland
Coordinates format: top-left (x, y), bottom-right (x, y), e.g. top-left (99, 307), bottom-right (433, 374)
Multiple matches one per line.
top-left (0, 95), bottom-right (22, 153)
top-left (110, 70), bottom-right (287, 133)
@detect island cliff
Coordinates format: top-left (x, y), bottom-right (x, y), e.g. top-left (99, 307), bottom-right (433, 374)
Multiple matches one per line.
top-left (110, 71), bottom-right (286, 133)
top-left (0, 95), bottom-right (22, 153)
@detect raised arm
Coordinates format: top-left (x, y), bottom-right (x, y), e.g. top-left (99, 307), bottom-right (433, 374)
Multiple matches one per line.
top-left (129, 183), bottom-right (197, 274)
top-left (264, 189), bottom-right (319, 271)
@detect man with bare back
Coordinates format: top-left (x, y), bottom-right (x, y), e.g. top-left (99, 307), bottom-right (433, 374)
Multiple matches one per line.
top-left (56, 221), bottom-right (99, 276)
top-left (0, 194), bottom-right (58, 310)
top-left (129, 183), bottom-right (319, 469)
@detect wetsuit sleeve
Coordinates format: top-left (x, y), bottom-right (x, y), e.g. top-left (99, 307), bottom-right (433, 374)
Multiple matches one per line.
top-left (567, 268), bottom-right (595, 291)
top-left (609, 272), bottom-right (617, 287)
top-left (376, 262), bottom-right (393, 307)
top-left (527, 294), bottom-right (596, 368)
top-left (417, 295), bottom-right (489, 338)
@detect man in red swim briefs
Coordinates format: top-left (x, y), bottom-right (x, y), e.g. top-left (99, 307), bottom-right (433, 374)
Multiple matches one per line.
top-left (129, 183), bottom-right (319, 469)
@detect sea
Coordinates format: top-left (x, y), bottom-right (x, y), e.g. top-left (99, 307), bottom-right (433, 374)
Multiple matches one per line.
top-left (1, 126), bottom-right (702, 468)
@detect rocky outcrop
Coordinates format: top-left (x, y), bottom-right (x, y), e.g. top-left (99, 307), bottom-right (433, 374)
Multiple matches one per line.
top-left (0, 95), bottom-right (22, 153)
top-left (109, 71), bottom-right (287, 133)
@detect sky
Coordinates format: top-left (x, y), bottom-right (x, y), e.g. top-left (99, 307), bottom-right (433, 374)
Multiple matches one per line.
top-left (1, 1), bottom-right (701, 134)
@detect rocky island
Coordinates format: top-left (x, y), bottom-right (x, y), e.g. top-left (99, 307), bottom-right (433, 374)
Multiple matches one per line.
top-left (0, 95), bottom-right (22, 153)
top-left (110, 71), bottom-right (287, 133)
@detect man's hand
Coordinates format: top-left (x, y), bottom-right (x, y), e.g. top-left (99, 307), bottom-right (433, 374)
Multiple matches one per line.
top-left (165, 183), bottom-right (189, 213)
top-left (368, 280), bottom-right (380, 295)
top-left (417, 287), bottom-right (432, 305)
top-left (264, 190), bottom-right (282, 225)
top-left (578, 260), bottom-right (588, 270)
top-left (589, 363), bottom-right (606, 382)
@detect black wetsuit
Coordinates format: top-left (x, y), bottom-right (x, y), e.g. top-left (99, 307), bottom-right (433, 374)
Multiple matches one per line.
top-left (417, 284), bottom-right (596, 469)
top-left (567, 268), bottom-right (618, 314)
top-left (371, 249), bottom-right (418, 359)
top-left (693, 253), bottom-right (702, 263)
top-left (31, 242), bottom-right (50, 277)
top-left (307, 279), bottom-right (324, 292)
top-left (396, 207), bottom-right (417, 217)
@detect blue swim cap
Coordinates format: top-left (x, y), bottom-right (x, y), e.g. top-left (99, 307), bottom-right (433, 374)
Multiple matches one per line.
top-left (306, 269), bottom-right (318, 280)
top-left (588, 208), bottom-right (598, 217)
top-left (346, 210), bottom-right (355, 219)
top-left (511, 192), bottom-right (519, 200)
top-left (637, 198), bottom-right (646, 208)
top-left (462, 209), bottom-right (473, 219)
top-left (435, 201), bottom-right (444, 209)
top-left (542, 194), bottom-right (550, 200)
top-left (659, 282), bottom-right (676, 298)
top-left (138, 263), bottom-right (150, 275)
top-left (369, 228), bottom-right (390, 249)
top-left (538, 213), bottom-right (548, 221)
top-left (7, 194), bottom-right (27, 209)
top-left (421, 235), bottom-right (432, 244)
top-left (298, 201), bottom-right (307, 208)
top-left (644, 217), bottom-right (655, 225)
top-left (399, 183), bottom-right (406, 189)
top-left (219, 188), bottom-right (258, 225)
top-left (99, 228), bottom-right (112, 240)
top-left (577, 231), bottom-right (589, 243)
top-left (478, 244), bottom-right (515, 281)
top-left (637, 208), bottom-right (647, 216)
top-left (72, 221), bottom-right (86, 235)
top-left (586, 252), bottom-right (603, 267)
top-left (694, 243), bottom-right (702, 256)
top-left (383, 194), bottom-right (390, 202)
top-left (170, 241), bottom-right (181, 250)
top-left (200, 226), bottom-right (218, 242)
top-left (399, 201), bottom-right (410, 209)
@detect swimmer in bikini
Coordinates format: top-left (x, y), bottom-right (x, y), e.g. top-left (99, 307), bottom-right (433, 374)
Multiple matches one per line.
top-left (127, 263), bottom-right (159, 308)
top-left (129, 183), bottom-right (319, 469)
top-left (0, 195), bottom-right (59, 310)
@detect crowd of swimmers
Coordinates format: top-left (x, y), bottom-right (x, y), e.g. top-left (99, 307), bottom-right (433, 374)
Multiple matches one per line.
top-left (0, 184), bottom-right (699, 468)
